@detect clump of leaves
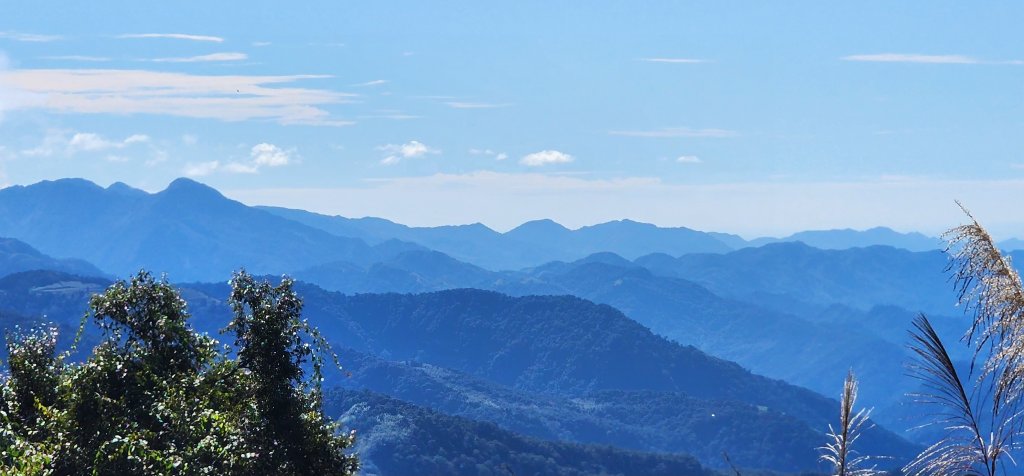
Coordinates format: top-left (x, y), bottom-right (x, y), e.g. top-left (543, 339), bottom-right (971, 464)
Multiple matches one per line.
top-left (0, 270), bottom-right (358, 475)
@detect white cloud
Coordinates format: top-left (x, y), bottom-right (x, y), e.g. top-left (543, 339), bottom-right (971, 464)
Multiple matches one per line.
top-left (21, 131), bottom-right (150, 156)
top-left (0, 31), bottom-right (62, 42)
top-left (67, 133), bottom-right (114, 152)
top-left (119, 33), bottom-right (224, 43)
top-left (677, 155), bottom-right (702, 164)
top-left (639, 58), bottom-right (708, 64)
top-left (252, 41), bottom-right (271, 47)
top-left (182, 143), bottom-right (294, 176)
top-left (184, 160), bottom-right (220, 177)
top-left (0, 69), bottom-right (356, 126)
top-left (352, 79), bottom-right (389, 87)
top-left (67, 132), bottom-right (149, 154)
top-left (446, 102), bottom-right (509, 109)
top-left (470, 148), bottom-right (508, 161)
top-left (182, 134), bottom-right (198, 146)
top-left (840, 53), bottom-right (1023, 65)
top-left (520, 150), bottom-right (574, 167)
top-left (609, 127), bottom-right (738, 138)
top-left (250, 143), bottom-right (291, 167)
top-left (377, 140), bottom-right (439, 165)
top-left (40, 55), bottom-right (111, 62)
top-left (151, 52), bottom-right (248, 63)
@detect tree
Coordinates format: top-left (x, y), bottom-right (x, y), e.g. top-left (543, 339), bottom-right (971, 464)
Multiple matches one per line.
top-left (0, 270), bottom-right (358, 475)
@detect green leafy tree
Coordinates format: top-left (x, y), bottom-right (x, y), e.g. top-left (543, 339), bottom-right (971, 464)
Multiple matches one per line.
top-left (0, 270), bottom-right (358, 475)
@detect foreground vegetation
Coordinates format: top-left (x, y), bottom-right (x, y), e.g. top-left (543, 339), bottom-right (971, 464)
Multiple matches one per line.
top-left (0, 271), bottom-right (357, 475)
top-left (822, 204), bottom-right (1024, 476)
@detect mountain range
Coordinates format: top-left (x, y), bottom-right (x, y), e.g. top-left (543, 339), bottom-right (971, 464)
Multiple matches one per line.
top-left (0, 178), bottom-right (977, 280)
top-left (2, 176), bottom-right (1007, 472)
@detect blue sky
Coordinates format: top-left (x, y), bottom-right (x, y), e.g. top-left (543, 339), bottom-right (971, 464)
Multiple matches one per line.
top-left (1, 1), bottom-right (1023, 237)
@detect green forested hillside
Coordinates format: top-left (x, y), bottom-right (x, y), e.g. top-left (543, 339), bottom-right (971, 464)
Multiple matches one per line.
top-left (325, 389), bottom-right (715, 476)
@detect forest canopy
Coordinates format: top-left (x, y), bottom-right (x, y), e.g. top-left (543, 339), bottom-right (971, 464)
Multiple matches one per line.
top-left (0, 270), bottom-right (358, 475)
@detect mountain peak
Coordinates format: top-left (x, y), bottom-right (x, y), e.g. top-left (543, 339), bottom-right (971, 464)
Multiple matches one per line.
top-left (106, 181), bottom-right (147, 197)
top-left (160, 177), bottom-right (225, 199)
top-left (507, 219), bottom-right (570, 235)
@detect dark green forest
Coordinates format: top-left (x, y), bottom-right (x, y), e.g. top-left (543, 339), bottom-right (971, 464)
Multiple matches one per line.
top-left (0, 271), bottom-right (357, 475)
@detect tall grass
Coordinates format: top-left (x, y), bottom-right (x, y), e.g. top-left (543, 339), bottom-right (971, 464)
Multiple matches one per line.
top-left (901, 203), bottom-right (1024, 474)
top-left (819, 370), bottom-right (881, 476)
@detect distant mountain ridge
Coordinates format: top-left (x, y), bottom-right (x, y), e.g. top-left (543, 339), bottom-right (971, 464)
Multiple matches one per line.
top-left (262, 205), bottom-right (957, 270)
top-left (749, 226), bottom-right (943, 251)
top-left (0, 178), bottom-right (977, 280)
top-left (0, 237), bottom-right (106, 279)
top-left (0, 178), bottom-right (415, 281)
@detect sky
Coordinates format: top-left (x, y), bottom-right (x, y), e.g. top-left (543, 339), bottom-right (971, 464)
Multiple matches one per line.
top-left (1, 1), bottom-right (1023, 238)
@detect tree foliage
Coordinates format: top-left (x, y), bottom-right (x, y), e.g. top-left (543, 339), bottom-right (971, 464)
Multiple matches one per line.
top-left (0, 270), bottom-right (357, 475)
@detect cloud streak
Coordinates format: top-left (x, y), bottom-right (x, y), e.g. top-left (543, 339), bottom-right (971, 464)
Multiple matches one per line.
top-left (40, 55), bottom-right (111, 62)
top-left (0, 31), bottom-right (62, 42)
top-left (609, 127), bottom-right (737, 138)
top-left (446, 101), bottom-right (509, 109)
top-left (118, 33), bottom-right (224, 43)
top-left (352, 79), bottom-right (388, 87)
top-left (639, 58), bottom-right (708, 64)
top-left (151, 52), bottom-right (248, 63)
top-left (0, 68), bottom-right (355, 126)
top-left (842, 53), bottom-right (1023, 65)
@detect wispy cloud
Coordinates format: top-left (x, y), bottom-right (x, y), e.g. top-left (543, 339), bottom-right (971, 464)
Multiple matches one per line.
top-left (609, 127), bottom-right (737, 138)
top-left (521, 150), bottom-right (573, 167)
top-left (183, 143), bottom-right (295, 177)
top-left (0, 31), bottom-right (62, 42)
top-left (184, 160), bottom-right (221, 177)
top-left (151, 52), bottom-right (248, 63)
top-left (22, 130), bottom-right (149, 157)
top-left (67, 132), bottom-right (149, 154)
top-left (359, 112), bottom-right (420, 120)
top-left (639, 58), bottom-right (708, 64)
top-left (378, 140), bottom-right (439, 165)
top-left (40, 55), bottom-right (111, 62)
top-left (841, 53), bottom-right (1023, 65)
top-left (446, 101), bottom-right (510, 109)
top-left (469, 148), bottom-right (508, 161)
top-left (676, 155), bottom-right (702, 164)
top-left (0, 69), bottom-right (356, 126)
top-left (352, 79), bottom-right (389, 87)
top-left (119, 33), bottom-right (224, 43)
